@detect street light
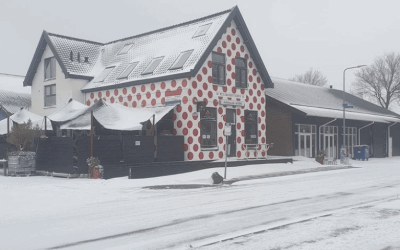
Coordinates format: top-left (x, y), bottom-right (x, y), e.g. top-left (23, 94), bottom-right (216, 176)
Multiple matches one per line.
top-left (342, 65), bottom-right (367, 162)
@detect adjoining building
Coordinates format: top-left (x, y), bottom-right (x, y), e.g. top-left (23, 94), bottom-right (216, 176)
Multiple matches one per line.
top-left (265, 77), bottom-right (400, 158)
top-left (24, 6), bottom-right (273, 161)
top-left (0, 73), bottom-right (31, 121)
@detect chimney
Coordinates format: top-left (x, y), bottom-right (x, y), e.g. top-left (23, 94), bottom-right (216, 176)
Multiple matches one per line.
top-left (84, 57), bottom-right (89, 63)
top-left (330, 85), bottom-right (333, 89)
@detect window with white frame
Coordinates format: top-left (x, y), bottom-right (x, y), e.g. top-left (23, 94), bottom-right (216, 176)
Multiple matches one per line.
top-left (294, 124), bottom-right (316, 158)
top-left (44, 57), bottom-right (56, 80)
top-left (244, 110), bottom-right (258, 145)
top-left (44, 84), bottom-right (56, 107)
top-left (199, 104), bottom-right (217, 148)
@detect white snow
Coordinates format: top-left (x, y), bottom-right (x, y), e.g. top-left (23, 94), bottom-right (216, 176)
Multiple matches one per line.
top-left (0, 157), bottom-right (399, 250)
top-left (0, 108), bottom-right (52, 135)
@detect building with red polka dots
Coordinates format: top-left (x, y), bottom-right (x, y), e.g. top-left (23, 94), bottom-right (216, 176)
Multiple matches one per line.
top-left (23, 6), bottom-right (274, 161)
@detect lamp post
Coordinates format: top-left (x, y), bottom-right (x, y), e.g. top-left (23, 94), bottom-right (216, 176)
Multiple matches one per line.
top-left (342, 65), bottom-right (366, 162)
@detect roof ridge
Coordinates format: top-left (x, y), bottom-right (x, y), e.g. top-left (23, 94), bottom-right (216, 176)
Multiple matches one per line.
top-left (47, 32), bottom-right (104, 45)
top-left (0, 73), bottom-right (25, 78)
top-left (105, 6), bottom-right (235, 44)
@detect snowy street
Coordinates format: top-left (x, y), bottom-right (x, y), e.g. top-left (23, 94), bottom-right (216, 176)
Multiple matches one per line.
top-left (1, 157), bottom-right (400, 250)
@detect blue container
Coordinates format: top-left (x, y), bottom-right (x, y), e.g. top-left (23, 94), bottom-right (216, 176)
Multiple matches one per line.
top-left (353, 145), bottom-right (369, 160)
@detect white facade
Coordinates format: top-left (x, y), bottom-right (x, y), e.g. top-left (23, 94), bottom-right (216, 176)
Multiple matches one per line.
top-left (30, 45), bottom-right (88, 116)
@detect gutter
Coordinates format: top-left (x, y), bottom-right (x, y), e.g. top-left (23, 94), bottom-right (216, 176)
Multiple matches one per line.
top-left (358, 122), bottom-right (374, 145)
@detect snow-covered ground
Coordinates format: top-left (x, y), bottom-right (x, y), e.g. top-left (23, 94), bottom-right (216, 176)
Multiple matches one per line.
top-left (0, 157), bottom-right (399, 250)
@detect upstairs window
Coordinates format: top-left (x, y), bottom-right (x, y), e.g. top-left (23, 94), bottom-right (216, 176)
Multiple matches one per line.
top-left (44, 57), bottom-right (56, 80)
top-left (142, 57), bottom-right (164, 75)
top-left (118, 44), bottom-right (133, 55)
top-left (193, 23), bottom-right (212, 38)
top-left (212, 52), bottom-right (225, 85)
top-left (94, 67), bottom-right (114, 82)
top-left (244, 110), bottom-right (258, 145)
top-left (199, 104), bottom-right (217, 148)
top-left (170, 50), bottom-right (193, 70)
top-left (118, 62), bottom-right (138, 79)
top-left (44, 84), bottom-right (56, 107)
top-left (235, 57), bottom-right (247, 88)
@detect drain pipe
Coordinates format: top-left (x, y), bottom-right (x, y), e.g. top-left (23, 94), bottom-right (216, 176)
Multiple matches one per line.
top-left (388, 122), bottom-right (397, 157)
top-left (358, 122), bottom-right (374, 145)
top-left (321, 118), bottom-right (337, 127)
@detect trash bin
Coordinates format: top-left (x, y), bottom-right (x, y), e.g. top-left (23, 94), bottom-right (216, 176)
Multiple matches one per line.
top-left (353, 145), bottom-right (369, 161)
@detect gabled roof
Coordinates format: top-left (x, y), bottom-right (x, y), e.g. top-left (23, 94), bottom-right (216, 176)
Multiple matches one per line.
top-left (23, 6), bottom-right (273, 91)
top-left (0, 73), bottom-right (30, 94)
top-left (0, 90), bottom-right (31, 115)
top-left (266, 77), bottom-right (400, 123)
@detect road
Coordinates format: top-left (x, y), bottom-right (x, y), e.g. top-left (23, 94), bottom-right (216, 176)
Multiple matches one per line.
top-left (1, 159), bottom-right (400, 250)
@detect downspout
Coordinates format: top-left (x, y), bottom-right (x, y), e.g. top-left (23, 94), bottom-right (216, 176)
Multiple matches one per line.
top-left (358, 122), bottom-right (374, 145)
top-left (388, 122), bottom-right (397, 157)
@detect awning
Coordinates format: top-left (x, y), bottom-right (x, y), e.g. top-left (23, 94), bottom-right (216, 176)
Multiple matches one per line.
top-left (292, 105), bottom-right (400, 123)
top-left (49, 99), bottom-right (176, 131)
top-left (0, 108), bottom-right (53, 135)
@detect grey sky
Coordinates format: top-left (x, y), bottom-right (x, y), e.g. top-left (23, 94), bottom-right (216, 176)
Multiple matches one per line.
top-left (1, 0), bottom-right (400, 92)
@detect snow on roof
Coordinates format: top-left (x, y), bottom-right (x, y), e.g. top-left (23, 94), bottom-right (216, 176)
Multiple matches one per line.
top-left (51, 10), bottom-right (230, 91)
top-left (49, 99), bottom-right (175, 131)
top-left (0, 108), bottom-right (52, 135)
top-left (0, 89), bottom-right (31, 115)
top-left (0, 73), bottom-right (30, 94)
top-left (292, 105), bottom-right (400, 123)
top-left (266, 77), bottom-right (400, 120)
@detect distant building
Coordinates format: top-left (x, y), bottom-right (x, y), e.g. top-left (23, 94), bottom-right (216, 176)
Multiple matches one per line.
top-left (0, 73), bottom-right (31, 120)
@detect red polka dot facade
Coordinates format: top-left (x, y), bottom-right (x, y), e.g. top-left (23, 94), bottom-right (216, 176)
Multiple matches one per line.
top-left (85, 20), bottom-right (266, 161)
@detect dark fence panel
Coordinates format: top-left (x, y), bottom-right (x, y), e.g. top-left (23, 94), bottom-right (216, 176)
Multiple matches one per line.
top-left (157, 136), bottom-right (184, 162)
top-left (93, 135), bottom-right (123, 164)
top-left (123, 136), bottom-right (154, 164)
top-left (36, 137), bottom-right (74, 173)
top-left (76, 136), bottom-right (90, 174)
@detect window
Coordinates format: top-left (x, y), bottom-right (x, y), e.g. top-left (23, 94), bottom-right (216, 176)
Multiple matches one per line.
top-left (94, 67), bottom-right (114, 82)
top-left (193, 23), bottom-right (212, 38)
top-left (244, 110), bottom-right (258, 144)
top-left (142, 57), bottom-right (164, 75)
top-left (118, 62), bottom-right (138, 79)
top-left (235, 57), bottom-right (247, 88)
top-left (44, 57), bottom-right (56, 80)
top-left (170, 50), bottom-right (193, 70)
top-left (212, 52), bottom-right (225, 85)
top-left (118, 44), bottom-right (133, 55)
top-left (44, 84), bottom-right (56, 107)
top-left (199, 104), bottom-right (217, 148)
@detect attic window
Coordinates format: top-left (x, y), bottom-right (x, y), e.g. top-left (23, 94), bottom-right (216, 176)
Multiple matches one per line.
top-left (170, 50), bottom-right (193, 70)
top-left (118, 44), bottom-right (133, 55)
top-left (118, 62), bottom-right (139, 79)
top-left (193, 23), bottom-right (212, 38)
top-left (94, 67), bottom-right (114, 82)
top-left (142, 57), bottom-right (164, 75)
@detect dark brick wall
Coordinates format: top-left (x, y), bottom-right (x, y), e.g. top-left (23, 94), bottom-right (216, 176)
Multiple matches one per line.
top-left (265, 98), bottom-right (293, 156)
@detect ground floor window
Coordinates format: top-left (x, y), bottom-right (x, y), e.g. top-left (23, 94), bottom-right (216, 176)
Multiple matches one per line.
top-left (343, 127), bottom-right (357, 157)
top-left (200, 106), bottom-right (217, 148)
top-left (319, 125), bottom-right (338, 158)
top-left (294, 124), bottom-right (316, 158)
top-left (244, 110), bottom-right (258, 145)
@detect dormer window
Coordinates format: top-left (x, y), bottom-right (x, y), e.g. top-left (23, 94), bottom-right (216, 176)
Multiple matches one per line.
top-left (142, 57), bottom-right (164, 75)
top-left (118, 62), bottom-right (139, 79)
top-left (169, 50), bottom-right (193, 70)
top-left (118, 44), bottom-right (133, 55)
top-left (193, 23), bottom-right (212, 38)
top-left (44, 57), bottom-right (56, 80)
top-left (94, 67), bottom-right (114, 82)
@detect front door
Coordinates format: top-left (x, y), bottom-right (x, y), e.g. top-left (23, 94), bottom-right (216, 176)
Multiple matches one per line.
top-left (299, 134), bottom-right (313, 158)
top-left (324, 134), bottom-right (336, 158)
top-left (226, 109), bottom-right (236, 157)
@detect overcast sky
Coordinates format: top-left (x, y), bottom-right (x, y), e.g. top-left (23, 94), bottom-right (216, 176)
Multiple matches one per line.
top-left (1, 0), bottom-right (400, 92)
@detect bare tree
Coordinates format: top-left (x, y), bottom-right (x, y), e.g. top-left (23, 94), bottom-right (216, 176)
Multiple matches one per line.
top-left (352, 52), bottom-right (400, 110)
top-left (289, 68), bottom-right (328, 87)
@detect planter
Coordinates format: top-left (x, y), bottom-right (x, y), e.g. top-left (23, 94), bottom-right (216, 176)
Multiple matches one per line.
top-left (7, 151), bottom-right (36, 176)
